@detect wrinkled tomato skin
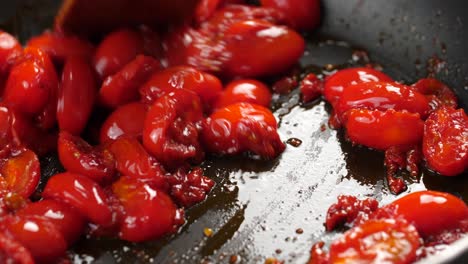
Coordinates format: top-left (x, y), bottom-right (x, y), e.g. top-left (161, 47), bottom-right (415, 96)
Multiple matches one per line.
top-left (202, 102), bottom-right (285, 158)
top-left (58, 131), bottom-right (115, 183)
top-left (99, 55), bottom-right (160, 109)
top-left (93, 28), bottom-right (144, 79)
top-left (329, 218), bottom-right (421, 264)
top-left (1, 148), bottom-right (40, 198)
top-left (42, 172), bottom-right (113, 227)
top-left (423, 107), bottom-right (468, 176)
top-left (337, 81), bottom-right (430, 120)
top-left (100, 102), bottom-right (147, 143)
top-left (215, 79), bottom-right (271, 109)
top-left (168, 167), bottom-right (215, 207)
top-left (3, 48), bottom-right (58, 116)
top-left (58, 56), bottom-right (97, 135)
top-left (0, 31), bottom-right (22, 76)
top-left (0, 232), bottom-right (34, 264)
top-left (324, 67), bottom-right (393, 107)
top-left (223, 19), bottom-right (305, 77)
top-left (260, 0), bottom-right (321, 31)
top-left (112, 176), bottom-right (178, 242)
top-left (389, 190), bottom-right (468, 238)
top-left (345, 109), bottom-right (424, 150)
top-left (16, 199), bottom-right (85, 245)
top-left (139, 66), bottom-right (222, 112)
top-left (412, 78), bottom-right (458, 110)
top-left (143, 89), bottom-right (205, 168)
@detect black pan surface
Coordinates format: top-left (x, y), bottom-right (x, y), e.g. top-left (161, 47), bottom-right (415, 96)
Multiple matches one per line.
top-left (1, 0), bottom-right (468, 263)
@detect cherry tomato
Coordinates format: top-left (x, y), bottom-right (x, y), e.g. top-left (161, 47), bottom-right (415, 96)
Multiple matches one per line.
top-left (26, 31), bottom-right (94, 63)
top-left (108, 137), bottom-right (167, 189)
top-left (0, 31), bottom-right (22, 76)
top-left (389, 190), bottom-right (468, 238)
top-left (223, 19), bottom-right (305, 77)
top-left (325, 195), bottom-right (379, 231)
top-left (0, 232), bottom-right (34, 264)
top-left (337, 81), bottom-right (430, 120)
top-left (345, 109), bottom-right (424, 150)
top-left (329, 218), bottom-right (420, 264)
top-left (58, 56), bottom-right (96, 135)
top-left (35, 69), bottom-right (58, 131)
top-left (16, 199), bottom-right (85, 245)
top-left (100, 102), bottom-right (147, 143)
top-left (139, 66), bottom-right (222, 112)
top-left (307, 242), bottom-right (329, 264)
top-left (324, 67), bottom-right (393, 107)
top-left (412, 78), bottom-right (457, 110)
top-left (3, 48), bottom-right (58, 116)
top-left (58, 131), bottom-right (115, 183)
top-left (202, 102), bottom-right (285, 158)
top-left (260, 0), bottom-right (321, 31)
top-left (167, 167), bottom-right (215, 207)
top-left (99, 55), bottom-right (160, 109)
top-left (143, 89), bottom-right (205, 168)
top-left (93, 28), bottom-right (144, 79)
top-left (42, 172), bottom-right (113, 227)
top-left (112, 176), bottom-right (179, 242)
top-left (300, 73), bottom-right (323, 103)
top-left (215, 79), bottom-right (271, 109)
top-left (423, 107), bottom-right (468, 176)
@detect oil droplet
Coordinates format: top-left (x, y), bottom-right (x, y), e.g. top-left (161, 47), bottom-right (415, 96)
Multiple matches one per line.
top-left (295, 228), bottom-right (304, 234)
top-left (286, 138), bottom-right (302, 147)
top-left (229, 255), bottom-right (240, 264)
top-left (265, 257), bottom-right (281, 264)
top-left (203, 227), bottom-right (213, 237)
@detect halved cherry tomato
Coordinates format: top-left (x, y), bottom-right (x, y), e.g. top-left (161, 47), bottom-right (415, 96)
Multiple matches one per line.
top-left (423, 107), bottom-right (468, 176)
top-left (16, 199), bottom-right (85, 245)
top-left (112, 176), bottom-right (179, 242)
top-left (167, 167), bottom-right (215, 207)
top-left (0, 31), bottom-right (22, 76)
top-left (99, 55), bottom-right (160, 109)
top-left (223, 19), bottom-right (305, 77)
top-left (325, 195), bottom-right (379, 231)
top-left (300, 73), bottom-right (323, 103)
top-left (412, 78), bottom-right (457, 110)
top-left (345, 109), bottom-right (424, 150)
top-left (42, 172), bottom-right (113, 227)
top-left (215, 79), bottom-right (271, 109)
top-left (143, 89), bottom-right (205, 168)
top-left (202, 102), bottom-right (285, 158)
top-left (58, 131), bottom-right (115, 183)
top-left (329, 218), bottom-right (421, 264)
top-left (0, 232), bottom-right (34, 264)
top-left (337, 81), bottom-right (430, 120)
top-left (100, 102), bottom-right (147, 143)
top-left (324, 67), bottom-right (393, 107)
top-left (389, 190), bottom-right (468, 238)
top-left (57, 56), bottom-right (96, 135)
top-left (260, 0), bottom-right (321, 31)
top-left (93, 28), bottom-right (144, 80)
top-left (139, 66), bottom-right (222, 112)
top-left (26, 31), bottom-right (94, 63)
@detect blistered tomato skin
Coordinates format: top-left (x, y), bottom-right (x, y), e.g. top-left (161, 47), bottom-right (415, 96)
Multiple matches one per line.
top-left (390, 190), bottom-right (468, 238)
top-left (58, 56), bottom-right (97, 135)
top-left (42, 172), bottom-right (113, 227)
top-left (100, 102), bottom-right (147, 143)
top-left (99, 55), bottom-right (160, 109)
top-left (0, 232), bottom-right (34, 264)
top-left (412, 78), bottom-right (458, 110)
top-left (202, 102), bottom-right (285, 158)
top-left (0, 31), bottom-right (22, 75)
top-left (324, 67), bottom-right (393, 107)
top-left (168, 167), bottom-right (215, 207)
top-left (325, 195), bottom-right (379, 231)
top-left (223, 19), bottom-right (305, 77)
top-left (143, 89), bottom-right (205, 168)
top-left (93, 28), bottom-right (144, 79)
top-left (260, 0), bottom-right (321, 31)
top-left (337, 81), bottom-right (430, 120)
top-left (345, 109), bottom-right (424, 151)
top-left (215, 79), bottom-right (272, 109)
top-left (423, 107), bottom-right (468, 176)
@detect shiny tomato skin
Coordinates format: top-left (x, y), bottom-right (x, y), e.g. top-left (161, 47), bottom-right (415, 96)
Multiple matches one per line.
top-left (58, 56), bottom-right (97, 135)
top-left (112, 176), bottom-right (178, 242)
top-left (1, 148), bottom-right (40, 198)
top-left (337, 81), bottom-right (430, 120)
top-left (0, 232), bottom-right (34, 264)
top-left (93, 28), bottom-right (144, 79)
top-left (202, 102), bottom-right (285, 158)
top-left (423, 107), bottom-right (468, 176)
top-left (300, 73), bottom-right (323, 103)
top-left (412, 78), bottom-right (457, 110)
top-left (143, 89), bottom-right (205, 168)
top-left (223, 19), bottom-right (305, 77)
top-left (345, 109), bottom-right (424, 150)
top-left (260, 0), bottom-right (321, 31)
top-left (390, 190), bottom-right (468, 238)
top-left (324, 67), bottom-right (393, 107)
top-left (329, 218), bottom-right (421, 264)
top-left (0, 31), bottom-right (22, 75)
top-left (16, 199), bottom-right (85, 245)
top-left (42, 172), bottom-right (113, 227)
top-left (99, 55), bottom-right (160, 109)
top-left (58, 131), bottom-right (115, 183)
top-left (215, 79), bottom-right (271, 109)
top-left (100, 102), bottom-right (147, 143)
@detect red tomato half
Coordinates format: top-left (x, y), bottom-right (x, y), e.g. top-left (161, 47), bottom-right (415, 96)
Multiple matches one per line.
top-left (215, 79), bottom-right (272, 109)
top-left (260, 0), bottom-right (321, 31)
top-left (412, 78), bottom-right (457, 110)
top-left (100, 102), bottom-right (147, 143)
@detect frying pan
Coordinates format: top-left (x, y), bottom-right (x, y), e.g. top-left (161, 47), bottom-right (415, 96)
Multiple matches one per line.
top-left (1, 0), bottom-right (468, 263)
